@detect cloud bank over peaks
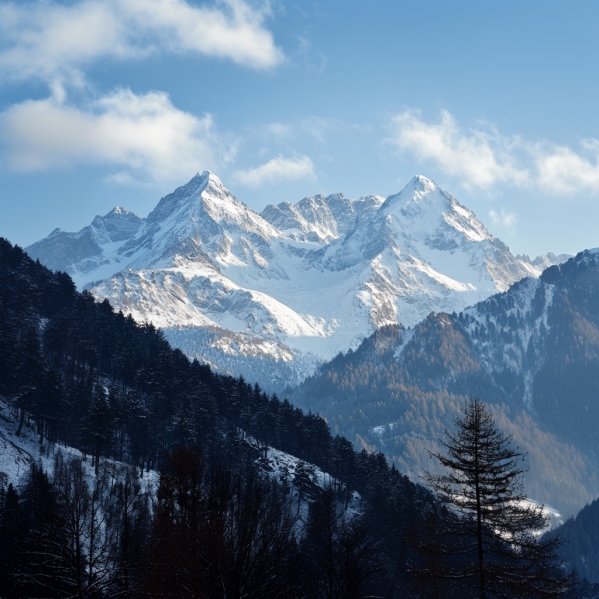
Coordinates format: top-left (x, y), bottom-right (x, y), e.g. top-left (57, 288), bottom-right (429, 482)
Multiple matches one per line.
top-left (0, 0), bottom-right (283, 86)
top-left (0, 87), bottom-right (235, 184)
top-left (389, 109), bottom-right (599, 196)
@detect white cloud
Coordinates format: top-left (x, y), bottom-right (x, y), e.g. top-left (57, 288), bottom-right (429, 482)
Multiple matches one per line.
top-left (489, 208), bottom-right (518, 229)
top-left (232, 155), bottom-right (314, 187)
top-left (0, 0), bottom-right (283, 85)
top-left (388, 109), bottom-right (599, 197)
top-left (534, 142), bottom-right (599, 194)
top-left (388, 109), bottom-right (529, 190)
top-left (0, 88), bottom-right (234, 183)
top-left (265, 122), bottom-right (292, 138)
top-left (258, 116), bottom-right (365, 146)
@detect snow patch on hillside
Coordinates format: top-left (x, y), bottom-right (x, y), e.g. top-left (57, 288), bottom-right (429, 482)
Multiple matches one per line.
top-left (0, 395), bottom-right (362, 534)
top-left (0, 398), bottom-right (158, 492)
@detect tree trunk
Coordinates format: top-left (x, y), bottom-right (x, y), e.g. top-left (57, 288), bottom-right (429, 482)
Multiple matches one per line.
top-left (16, 407), bottom-right (25, 436)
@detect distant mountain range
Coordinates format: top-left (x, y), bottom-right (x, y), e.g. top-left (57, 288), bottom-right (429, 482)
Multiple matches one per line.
top-left (26, 171), bottom-right (570, 391)
top-left (289, 250), bottom-right (599, 517)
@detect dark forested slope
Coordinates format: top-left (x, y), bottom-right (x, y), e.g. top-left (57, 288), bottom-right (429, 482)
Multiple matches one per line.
top-left (0, 237), bottom-right (435, 598)
top-left (554, 496), bottom-right (599, 585)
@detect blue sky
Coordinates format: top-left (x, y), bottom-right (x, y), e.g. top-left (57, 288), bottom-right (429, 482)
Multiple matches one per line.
top-left (1, 0), bottom-right (599, 257)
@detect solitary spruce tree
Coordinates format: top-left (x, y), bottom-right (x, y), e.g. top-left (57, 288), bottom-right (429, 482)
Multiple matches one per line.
top-left (418, 398), bottom-right (573, 599)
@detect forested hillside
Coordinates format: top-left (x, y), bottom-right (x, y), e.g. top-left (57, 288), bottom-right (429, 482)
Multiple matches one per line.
top-left (289, 251), bottom-right (599, 516)
top-left (0, 237), bottom-right (431, 597)
top-left (554, 497), bottom-right (599, 584)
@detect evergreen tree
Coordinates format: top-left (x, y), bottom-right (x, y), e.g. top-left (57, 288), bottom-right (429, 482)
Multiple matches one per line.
top-left (36, 368), bottom-right (63, 443)
top-left (14, 325), bottom-right (46, 436)
top-left (85, 382), bottom-right (114, 474)
top-left (0, 312), bottom-right (18, 400)
top-left (418, 398), bottom-right (573, 598)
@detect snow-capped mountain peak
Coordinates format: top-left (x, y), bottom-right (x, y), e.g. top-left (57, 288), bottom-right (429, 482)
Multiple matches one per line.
top-left (89, 206), bottom-right (144, 244)
top-left (104, 206), bottom-right (126, 215)
top-left (145, 169), bottom-right (226, 226)
top-left (382, 175), bottom-right (453, 220)
top-left (376, 175), bottom-right (493, 251)
top-left (381, 175), bottom-right (439, 210)
top-left (328, 176), bottom-right (491, 271)
top-left (26, 172), bottom-right (571, 392)
top-left (402, 173), bottom-right (438, 195)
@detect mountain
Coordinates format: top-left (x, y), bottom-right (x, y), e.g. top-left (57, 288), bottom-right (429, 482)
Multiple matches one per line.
top-left (261, 191), bottom-right (383, 243)
top-left (289, 250), bottom-right (599, 517)
top-left (26, 207), bottom-right (144, 277)
top-left (26, 171), bottom-right (569, 391)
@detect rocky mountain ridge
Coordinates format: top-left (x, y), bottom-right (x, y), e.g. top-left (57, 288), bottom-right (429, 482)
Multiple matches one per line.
top-left (26, 171), bottom-right (570, 391)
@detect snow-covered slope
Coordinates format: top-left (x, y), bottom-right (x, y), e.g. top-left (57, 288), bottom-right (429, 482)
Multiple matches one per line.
top-left (0, 396), bottom-right (359, 525)
top-left (26, 172), bottom-right (569, 391)
top-left (260, 192), bottom-right (384, 243)
top-left (0, 397), bottom-right (158, 494)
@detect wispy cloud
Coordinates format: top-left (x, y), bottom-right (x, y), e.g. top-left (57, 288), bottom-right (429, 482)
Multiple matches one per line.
top-left (0, 87), bottom-right (235, 184)
top-left (489, 208), bottom-right (518, 229)
top-left (388, 109), bottom-right (528, 190)
top-left (232, 154), bottom-right (314, 187)
top-left (257, 116), bottom-right (368, 145)
top-left (0, 0), bottom-right (283, 86)
top-left (534, 141), bottom-right (599, 194)
top-left (388, 109), bottom-right (599, 196)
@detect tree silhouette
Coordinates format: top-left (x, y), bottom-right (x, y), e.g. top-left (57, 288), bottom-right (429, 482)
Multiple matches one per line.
top-left (418, 397), bottom-right (573, 599)
top-left (302, 483), bottom-right (380, 598)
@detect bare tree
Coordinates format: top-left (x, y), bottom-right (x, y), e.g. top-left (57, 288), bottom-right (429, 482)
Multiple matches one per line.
top-left (146, 447), bottom-right (302, 598)
top-left (14, 454), bottom-right (115, 598)
top-left (302, 483), bottom-right (381, 599)
top-left (108, 464), bottom-right (151, 597)
top-left (52, 453), bottom-right (115, 597)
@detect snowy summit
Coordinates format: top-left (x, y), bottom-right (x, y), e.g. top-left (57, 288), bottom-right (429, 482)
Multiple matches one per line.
top-left (26, 173), bottom-right (569, 390)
